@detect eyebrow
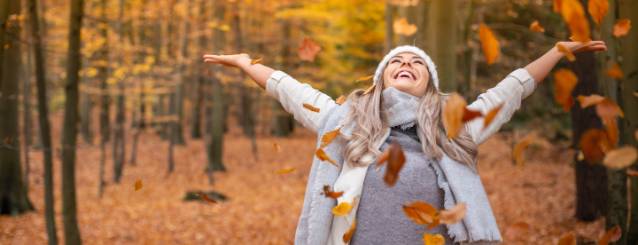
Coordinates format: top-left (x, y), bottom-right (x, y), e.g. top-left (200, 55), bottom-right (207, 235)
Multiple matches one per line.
top-left (390, 55), bottom-right (425, 61)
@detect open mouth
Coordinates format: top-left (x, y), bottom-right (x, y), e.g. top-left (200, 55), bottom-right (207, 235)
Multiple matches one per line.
top-left (393, 69), bottom-right (416, 81)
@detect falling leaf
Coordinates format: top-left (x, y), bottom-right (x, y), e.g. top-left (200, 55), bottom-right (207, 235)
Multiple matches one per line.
top-left (275, 167), bottom-right (296, 174)
top-left (483, 104), bottom-right (503, 128)
top-left (393, 18), bottom-right (417, 36)
top-left (577, 94), bottom-right (605, 108)
top-left (250, 57), bottom-right (263, 65)
top-left (354, 75), bottom-right (373, 83)
top-left (588, 0), bottom-right (609, 25)
top-left (462, 108), bottom-right (483, 123)
top-left (529, 20), bottom-right (545, 33)
top-left (363, 84), bottom-right (376, 95)
top-left (606, 62), bottom-right (623, 79)
top-left (613, 19), bottom-right (631, 37)
top-left (423, 233), bottom-right (445, 245)
top-left (443, 93), bottom-right (468, 139)
top-left (320, 128), bottom-right (341, 148)
top-left (553, 0), bottom-right (563, 12)
top-left (603, 146), bottom-right (637, 169)
top-left (558, 232), bottom-right (576, 245)
top-left (553, 69), bottom-right (578, 112)
top-left (560, 0), bottom-right (591, 42)
top-left (402, 201), bottom-right (439, 227)
top-left (342, 219), bottom-right (356, 243)
top-left (513, 134), bottom-right (536, 167)
top-left (377, 142), bottom-right (406, 187)
top-left (627, 169), bottom-right (638, 177)
top-left (332, 202), bottom-right (353, 216)
top-left (598, 225), bottom-right (622, 245)
top-left (479, 23), bottom-right (500, 65)
top-left (303, 103), bottom-right (321, 113)
top-left (595, 98), bottom-right (624, 121)
top-left (322, 185), bottom-right (344, 199)
top-left (335, 95), bottom-right (347, 105)
top-left (198, 192), bottom-right (218, 204)
top-left (134, 179), bottom-right (143, 191)
top-left (439, 203), bottom-right (467, 224)
top-left (315, 148), bottom-right (338, 166)
top-left (273, 142), bottom-right (282, 153)
top-left (556, 43), bottom-right (576, 62)
top-left (579, 129), bottom-right (611, 163)
top-left (298, 37), bottom-right (321, 62)
top-left (602, 118), bottom-right (619, 147)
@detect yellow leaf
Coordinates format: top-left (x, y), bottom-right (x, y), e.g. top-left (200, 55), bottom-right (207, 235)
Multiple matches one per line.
top-left (479, 23), bottom-right (500, 65)
top-left (613, 19), bottom-right (631, 38)
top-left (393, 18), bottom-right (417, 36)
top-left (553, 69), bottom-right (578, 111)
top-left (275, 167), bottom-right (296, 174)
top-left (513, 134), bottom-right (536, 167)
top-left (561, 0), bottom-right (591, 42)
top-left (342, 218), bottom-right (356, 243)
top-left (556, 43), bottom-right (576, 62)
top-left (423, 234), bottom-right (445, 245)
top-left (315, 148), bottom-right (338, 166)
top-left (332, 202), bottom-right (353, 216)
top-left (335, 95), bottom-right (347, 105)
top-left (603, 146), bottom-right (637, 169)
top-left (320, 128), bottom-right (341, 148)
top-left (606, 62), bottom-right (623, 79)
top-left (588, 0), bottom-right (609, 25)
top-left (354, 75), bottom-right (373, 83)
top-left (403, 201), bottom-right (439, 226)
top-left (303, 103), bottom-right (321, 112)
top-left (250, 57), bottom-right (263, 65)
top-left (483, 104), bottom-right (503, 129)
top-left (134, 179), bottom-right (143, 191)
top-left (529, 20), bottom-right (545, 33)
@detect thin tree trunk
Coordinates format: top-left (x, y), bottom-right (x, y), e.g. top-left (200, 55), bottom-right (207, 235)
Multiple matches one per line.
top-left (112, 0), bottom-right (126, 184)
top-left (80, 93), bottom-right (93, 144)
top-left (425, 0), bottom-right (457, 92)
top-left (270, 18), bottom-right (294, 137)
top-left (97, 0), bottom-right (109, 198)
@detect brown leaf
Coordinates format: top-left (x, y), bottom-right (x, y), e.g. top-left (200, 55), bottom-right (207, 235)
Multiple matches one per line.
top-left (553, 0), bottom-right (563, 12)
top-left (529, 20), bottom-right (545, 33)
top-left (320, 128), bottom-right (341, 148)
top-left (439, 203), bottom-right (467, 224)
top-left (513, 134), bottom-right (536, 167)
top-left (335, 95), bottom-right (347, 105)
top-left (354, 75), bottom-right (373, 84)
top-left (627, 169), bottom-right (638, 177)
top-left (613, 19), bottom-right (631, 38)
top-left (402, 201), bottom-right (439, 226)
top-left (577, 94), bottom-right (605, 108)
top-left (462, 108), bottom-right (483, 123)
top-left (579, 129), bottom-right (611, 164)
top-left (602, 118), bottom-right (619, 147)
top-left (198, 192), bottom-right (218, 204)
top-left (606, 62), bottom-right (623, 79)
top-left (273, 142), bottom-right (282, 153)
top-left (380, 142), bottom-right (406, 187)
top-left (561, 0), bottom-right (591, 42)
top-left (342, 218), bottom-right (356, 243)
top-left (553, 69), bottom-right (578, 112)
top-left (483, 104), bottom-right (503, 128)
top-left (603, 146), bottom-right (637, 169)
top-left (303, 103), bottom-right (321, 113)
top-left (322, 185), bottom-right (344, 199)
top-left (558, 232), bottom-right (576, 245)
top-left (443, 93), bottom-right (468, 139)
top-left (556, 43), bottom-right (576, 62)
top-left (275, 167), bottom-right (296, 175)
top-left (393, 18), bottom-right (417, 36)
top-left (315, 148), bottom-right (338, 166)
top-left (134, 179), bottom-right (143, 191)
top-left (375, 150), bottom-right (391, 170)
top-left (596, 98), bottom-right (624, 121)
top-left (332, 202), bottom-right (353, 216)
top-left (250, 57), bottom-right (263, 65)
top-left (479, 23), bottom-right (500, 65)
top-left (423, 233), bottom-right (445, 245)
top-left (298, 37), bottom-right (321, 62)
top-left (598, 225), bottom-right (622, 245)
top-left (588, 0), bottom-right (609, 25)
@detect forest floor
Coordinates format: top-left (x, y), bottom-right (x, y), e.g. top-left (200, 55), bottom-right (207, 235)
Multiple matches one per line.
top-left (1, 122), bottom-right (608, 244)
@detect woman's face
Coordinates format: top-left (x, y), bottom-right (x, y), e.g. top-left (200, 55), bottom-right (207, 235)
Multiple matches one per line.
top-left (382, 52), bottom-right (430, 97)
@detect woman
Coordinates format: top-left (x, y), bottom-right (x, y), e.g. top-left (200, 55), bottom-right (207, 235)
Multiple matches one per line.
top-left (203, 41), bottom-right (606, 244)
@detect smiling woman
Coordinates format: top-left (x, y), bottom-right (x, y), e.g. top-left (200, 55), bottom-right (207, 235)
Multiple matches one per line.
top-left (202, 41), bottom-right (606, 245)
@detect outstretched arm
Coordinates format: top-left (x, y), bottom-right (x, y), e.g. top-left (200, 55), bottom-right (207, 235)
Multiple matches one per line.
top-left (202, 53), bottom-right (274, 89)
top-left (524, 41), bottom-right (606, 84)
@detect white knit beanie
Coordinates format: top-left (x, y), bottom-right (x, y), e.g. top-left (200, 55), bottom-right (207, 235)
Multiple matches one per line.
top-left (373, 45), bottom-right (439, 90)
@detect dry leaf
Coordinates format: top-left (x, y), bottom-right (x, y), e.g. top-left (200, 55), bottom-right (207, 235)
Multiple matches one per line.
top-left (462, 108), bottom-right (482, 123)
top-left (336, 95), bottom-right (347, 105)
top-left (553, 0), bottom-right (563, 12)
top-left (479, 23), bottom-right (500, 65)
top-left (250, 57), bottom-right (263, 65)
top-left (134, 179), bottom-right (143, 191)
top-left (322, 185), bottom-right (344, 199)
top-left (529, 20), bottom-right (545, 33)
top-left (355, 75), bottom-right (373, 83)
top-left (602, 118), bottom-right (619, 147)
top-left (394, 18), bottom-right (417, 36)
top-left (273, 142), bottom-right (282, 153)
top-left (483, 104), bottom-right (503, 128)
top-left (558, 232), bottom-right (576, 245)
top-left (588, 0), bottom-right (609, 25)
top-left (198, 192), bottom-right (218, 204)
top-left (275, 167), bottom-right (296, 174)
top-left (603, 146), bottom-right (637, 169)
top-left (303, 103), bottom-right (321, 113)
top-left (577, 94), bottom-right (605, 108)
top-left (598, 225), bottom-right (622, 245)
top-left (606, 62), bottom-right (623, 79)
top-left (627, 169), bottom-right (638, 177)
top-left (379, 142), bottom-right (406, 187)
top-left (439, 203), bottom-right (467, 224)
top-left (298, 37), bottom-right (321, 62)
top-left (423, 233), bottom-right (445, 245)
top-left (332, 202), bottom-right (353, 216)
top-left (342, 218), bottom-right (356, 243)
top-left (553, 69), bottom-right (578, 112)
top-left (560, 0), bottom-right (591, 42)
top-left (613, 19), bottom-right (631, 37)
top-left (579, 129), bottom-right (610, 164)
top-left (513, 134), bottom-right (536, 167)
top-left (443, 93), bottom-right (468, 139)
top-left (556, 43), bottom-right (576, 62)
top-left (321, 128), bottom-right (341, 148)
top-left (363, 84), bottom-right (376, 95)
top-left (596, 98), bottom-right (624, 121)
top-left (402, 201), bottom-right (439, 226)
top-left (315, 148), bottom-right (338, 166)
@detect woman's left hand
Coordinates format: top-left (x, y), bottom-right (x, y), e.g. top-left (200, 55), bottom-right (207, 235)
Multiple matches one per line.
top-left (557, 40), bottom-right (607, 54)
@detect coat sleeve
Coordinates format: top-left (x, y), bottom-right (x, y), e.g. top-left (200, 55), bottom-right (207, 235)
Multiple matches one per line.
top-left (265, 70), bottom-right (337, 133)
top-left (465, 68), bottom-right (536, 144)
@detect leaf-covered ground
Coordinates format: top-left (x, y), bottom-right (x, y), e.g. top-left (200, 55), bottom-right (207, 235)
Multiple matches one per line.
top-left (1, 128), bottom-right (606, 244)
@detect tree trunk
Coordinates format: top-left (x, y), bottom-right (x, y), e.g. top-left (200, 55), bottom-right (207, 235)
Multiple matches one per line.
top-left (80, 93), bottom-right (93, 144)
top-left (425, 0), bottom-right (457, 92)
top-left (61, 0), bottom-right (85, 243)
top-left (0, 0), bottom-right (33, 216)
top-left (384, 1), bottom-right (393, 53)
top-left (271, 18), bottom-right (294, 137)
top-left (97, 0), bottom-right (109, 198)
top-left (112, 0), bottom-right (126, 184)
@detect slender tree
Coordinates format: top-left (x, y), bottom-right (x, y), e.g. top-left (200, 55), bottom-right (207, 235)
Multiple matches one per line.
top-left (425, 0), bottom-right (457, 92)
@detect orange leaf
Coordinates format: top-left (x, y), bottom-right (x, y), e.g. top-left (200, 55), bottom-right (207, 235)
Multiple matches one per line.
top-left (380, 142), bottom-right (406, 187)
top-left (198, 192), bottom-right (218, 204)
top-left (558, 232), bottom-right (576, 245)
top-left (322, 185), bottom-right (344, 199)
top-left (402, 201), bottom-right (439, 226)
top-left (335, 95), bottom-right (347, 105)
top-left (596, 98), bottom-right (624, 121)
top-left (443, 93), bottom-right (468, 139)
top-left (134, 179), bottom-right (143, 191)
top-left (553, 69), bottom-right (578, 111)
top-left (298, 37), bottom-right (321, 62)
top-left (561, 0), bottom-right (591, 42)
top-left (342, 218), bottom-right (356, 243)
top-left (603, 146), bottom-right (637, 169)
top-left (321, 128), bottom-right (341, 148)
top-left (354, 75), bottom-right (373, 83)
top-left (423, 233), bottom-right (445, 245)
top-left (588, 0), bottom-right (609, 25)
top-left (529, 20), bottom-right (545, 33)
top-left (250, 57), bottom-right (263, 65)
top-left (513, 134), bottom-right (536, 167)
top-left (275, 167), bottom-right (296, 174)
top-left (273, 142), bottom-right (282, 153)
top-left (483, 104), bottom-right (503, 128)
top-left (303, 103), bottom-right (321, 113)
top-left (602, 118), bottom-right (619, 147)
top-left (627, 169), bottom-right (638, 177)
top-left (598, 225), bottom-right (622, 245)
top-left (613, 19), bottom-right (631, 37)
top-left (439, 203), bottom-right (467, 225)
top-left (462, 108), bottom-right (483, 123)
top-left (393, 18), bottom-right (417, 36)
top-left (556, 43), bottom-right (576, 62)
top-left (606, 62), bottom-right (623, 79)
top-left (579, 129), bottom-right (611, 163)
top-left (479, 23), bottom-right (500, 65)
top-left (332, 202), bottom-right (353, 216)
top-left (315, 148), bottom-right (338, 166)
top-left (577, 94), bottom-right (605, 108)
top-left (553, 0), bottom-right (563, 12)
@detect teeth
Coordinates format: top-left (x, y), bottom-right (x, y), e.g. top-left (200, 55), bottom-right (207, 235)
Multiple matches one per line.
top-left (397, 71), bottom-right (413, 79)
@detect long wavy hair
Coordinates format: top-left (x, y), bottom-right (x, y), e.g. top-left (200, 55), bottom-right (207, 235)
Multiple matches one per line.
top-left (342, 76), bottom-right (478, 169)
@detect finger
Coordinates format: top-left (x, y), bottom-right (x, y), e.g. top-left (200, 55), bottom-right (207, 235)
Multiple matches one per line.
top-left (203, 59), bottom-right (221, 63)
top-left (202, 54), bottom-right (220, 59)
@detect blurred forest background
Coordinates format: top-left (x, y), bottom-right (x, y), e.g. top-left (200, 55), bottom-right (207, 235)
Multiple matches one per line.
top-left (0, 0), bottom-right (637, 244)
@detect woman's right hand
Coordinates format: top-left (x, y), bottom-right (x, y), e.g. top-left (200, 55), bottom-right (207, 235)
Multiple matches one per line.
top-left (202, 53), bottom-right (251, 69)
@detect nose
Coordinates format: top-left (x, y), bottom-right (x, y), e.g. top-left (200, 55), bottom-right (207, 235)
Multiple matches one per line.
top-left (400, 60), bottom-right (412, 68)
